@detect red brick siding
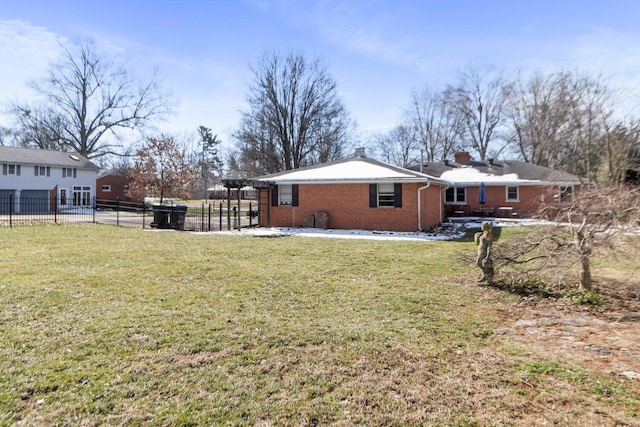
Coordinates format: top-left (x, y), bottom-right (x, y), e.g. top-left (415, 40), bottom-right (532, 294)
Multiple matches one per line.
top-left (258, 183), bottom-right (444, 232)
top-left (97, 174), bottom-right (138, 201)
top-left (456, 184), bottom-right (579, 216)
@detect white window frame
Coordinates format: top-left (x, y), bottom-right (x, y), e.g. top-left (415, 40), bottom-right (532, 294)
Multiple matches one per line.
top-left (279, 184), bottom-right (292, 205)
top-left (102, 185), bottom-right (112, 192)
top-left (445, 186), bottom-right (466, 204)
top-left (8, 164), bottom-right (16, 175)
top-left (377, 183), bottom-right (395, 207)
top-left (506, 185), bottom-right (519, 202)
top-left (73, 186), bottom-right (92, 206)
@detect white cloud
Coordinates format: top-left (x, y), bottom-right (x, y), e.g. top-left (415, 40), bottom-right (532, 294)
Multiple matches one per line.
top-left (0, 20), bottom-right (64, 111)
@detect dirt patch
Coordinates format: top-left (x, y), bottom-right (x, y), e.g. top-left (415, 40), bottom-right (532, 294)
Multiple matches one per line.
top-left (490, 279), bottom-right (640, 380)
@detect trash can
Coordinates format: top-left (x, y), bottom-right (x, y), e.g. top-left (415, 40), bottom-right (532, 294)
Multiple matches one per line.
top-left (150, 205), bottom-right (171, 229)
top-left (169, 205), bottom-right (188, 230)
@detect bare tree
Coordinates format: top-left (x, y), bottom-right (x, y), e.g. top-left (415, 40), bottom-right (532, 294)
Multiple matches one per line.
top-left (128, 136), bottom-right (195, 204)
top-left (495, 185), bottom-right (640, 290)
top-left (506, 70), bottom-right (614, 181)
top-left (373, 124), bottom-right (419, 167)
top-left (404, 85), bottom-right (463, 162)
top-left (506, 71), bottom-right (577, 167)
top-left (234, 51), bottom-right (352, 175)
top-left (12, 40), bottom-right (171, 159)
top-left (450, 65), bottom-right (512, 160)
top-left (600, 120), bottom-right (640, 185)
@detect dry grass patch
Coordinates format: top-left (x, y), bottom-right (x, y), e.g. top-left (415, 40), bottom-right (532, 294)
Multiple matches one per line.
top-left (0, 224), bottom-right (638, 425)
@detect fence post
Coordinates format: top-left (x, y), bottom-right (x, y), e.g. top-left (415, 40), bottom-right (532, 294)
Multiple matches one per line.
top-left (142, 202), bottom-right (146, 229)
top-left (116, 198), bottom-right (120, 226)
top-left (208, 203), bottom-right (212, 232)
top-left (54, 194), bottom-right (57, 224)
top-left (201, 202), bottom-right (205, 232)
top-left (9, 194), bottom-right (13, 228)
top-left (249, 202), bottom-right (252, 227)
top-left (93, 197), bottom-right (96, 223)
top-left (219, 203), bottom-right (223, 231)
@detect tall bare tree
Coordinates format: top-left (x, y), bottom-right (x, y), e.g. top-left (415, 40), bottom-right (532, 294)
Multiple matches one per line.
top-left (234, 51), bottom-right (352, 175)
top-left (403, 86), bottom-right (463, 162)
top-left (450, 65), bottom-right (512, 160)
top-left (506, 71), bottom-right (576, 167)
top-left (373, 124), bottom-right (419, 167)
top-left (12, 40), bottom-right (170, 159)
top-left (599, 120), bottom-right (640, 185)
top-left (506, 70), bottom-right (614, 181)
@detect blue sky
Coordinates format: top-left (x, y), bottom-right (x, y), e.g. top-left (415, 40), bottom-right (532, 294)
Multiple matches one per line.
top-left (2, 0), bottom-right (640, 149)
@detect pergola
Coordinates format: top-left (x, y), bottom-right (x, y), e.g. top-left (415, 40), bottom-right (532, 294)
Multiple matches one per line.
top-left (221, 178), bottom-right (273, 229)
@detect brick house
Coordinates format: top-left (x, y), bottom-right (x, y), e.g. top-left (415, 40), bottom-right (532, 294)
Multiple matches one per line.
top-left (245, 148), bottom-right (448, 232)
top-left (413, 152), bottom-right (582, 217)
top-left (96, 169), bottom-right (137, 202)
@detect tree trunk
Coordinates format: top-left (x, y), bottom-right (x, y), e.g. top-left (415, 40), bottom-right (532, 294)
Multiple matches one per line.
top-left (579, 253), bottom-right (592, 290)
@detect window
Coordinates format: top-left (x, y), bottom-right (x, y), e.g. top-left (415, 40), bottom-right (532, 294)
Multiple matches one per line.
top-left (506, 186), bottom-right (519, 201)
top-left (3, 164), bottom-right (21, 176)
top-left (279, 184), bottom-right (292, 205)
top-left (73, 186), bottom-right (92, 206)
top-left (369, 183), bottom-right (402, 208)
top-left (445, 186), bottom-right (466, 204)
top-left (34, 166), bottom-right (50, 177)
top-left (102, 185), bottom-right (112, 192)
top-left (63, 168), bottom-right (77, 178)
top-left (559, 185), bottom-right (573, 201)
top-left (377, 183), bottom-right (395, 207)
top-left (271, 184), bottom-right (298, 206)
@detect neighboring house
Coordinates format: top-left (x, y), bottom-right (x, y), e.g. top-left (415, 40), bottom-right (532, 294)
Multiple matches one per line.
top-left (242, 148), bottom-right (448, 232)
top-left (96, 169), bottom-right (136, 202)
top-left (413, 152), bottom-right (582, 217)
top-left (0, 146), bottom-right (99, 213)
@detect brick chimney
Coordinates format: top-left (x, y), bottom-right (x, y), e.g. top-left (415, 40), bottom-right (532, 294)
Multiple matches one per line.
top-left (454, 152), bottom-right (471, 163)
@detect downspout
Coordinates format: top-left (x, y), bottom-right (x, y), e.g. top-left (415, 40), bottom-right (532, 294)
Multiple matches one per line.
top-left (417, 181), bottom-right (431, 232)
top-left (440, 185), bottom-right (450, 222)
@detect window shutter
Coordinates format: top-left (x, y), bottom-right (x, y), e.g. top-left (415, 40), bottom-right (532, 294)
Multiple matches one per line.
top-left (292, 184), bottom-right (299, 206)
top-left (35, 166), bottom-right (38, 176)
top-left (47, 167), bottom-right (50, 177)
top-left (73, 168), bottom-right (77, 178)
top-left (63, 168), bottom-right (66, 178)
top-left (2, 164), bottom-right (6, 175)
top-left (16, 165), bottom-right (21, 176)
top-left (369, 184), bottom-right (377, 208)
top-left (394, 183), bottom-right (402, 207)
top-left (271, 186), bottom-right (278, 207)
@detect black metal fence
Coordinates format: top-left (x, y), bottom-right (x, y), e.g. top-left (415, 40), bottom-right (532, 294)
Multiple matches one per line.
top-left (0, 195), bottom-right (258, 231)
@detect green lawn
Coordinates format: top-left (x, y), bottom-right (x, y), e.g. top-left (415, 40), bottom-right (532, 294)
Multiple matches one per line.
top-left (0, 224), bottom-right (637, 425)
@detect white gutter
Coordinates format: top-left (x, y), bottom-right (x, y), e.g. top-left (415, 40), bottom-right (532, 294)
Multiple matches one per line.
top-left (417, 181), bottom-right (431, 232)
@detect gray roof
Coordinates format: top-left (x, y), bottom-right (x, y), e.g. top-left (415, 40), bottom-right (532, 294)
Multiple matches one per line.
top-left (411, 159), bottom-right (582, 185)
top-left (252, 155), bottom-right (449, 185)
top-left (0, 146), bottom-right (99, 170)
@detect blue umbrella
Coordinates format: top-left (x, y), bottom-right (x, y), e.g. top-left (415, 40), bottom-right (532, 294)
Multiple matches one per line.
top-left (478, 182), bottom-right (486, 205)
top-left (478, 182), bottom-right (486, 217)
